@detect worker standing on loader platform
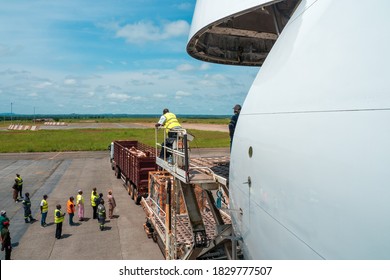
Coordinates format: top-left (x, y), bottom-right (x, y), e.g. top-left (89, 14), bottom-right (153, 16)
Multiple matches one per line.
top-left (155, 108), bottom-right (182, 159)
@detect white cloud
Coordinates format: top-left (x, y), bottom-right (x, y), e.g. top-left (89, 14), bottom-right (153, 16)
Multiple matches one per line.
top-left (64, 79), bottom-right (77, 85)
top-left (210, 74), bottom-right (227, 81)
top-left (153, 93), bottom-right (166, 99)
top-left (115, 20), bottom-right (190, 44)
top-left (175, 90), bottom-right (191, 99)
top-left (177, 63), bottom-right (194, 72)
top-left (34, 81), bottom-right (52, 88)
top-left (107, 92), bottom-right (130, 102)
top-left (0, 1), bottom-right (258, 115)
top-left (162, 20), bottom-right (189, 38)
top-left (199, 63), bottom-right (211, 71)
top-left (176, 3), bottom-right (193, 11)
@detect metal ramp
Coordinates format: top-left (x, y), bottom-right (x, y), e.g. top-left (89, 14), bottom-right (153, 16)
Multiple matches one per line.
top-left (148, 127), bottom-right (239, 259)
top-left (141, 193), bottom-right (233, 259)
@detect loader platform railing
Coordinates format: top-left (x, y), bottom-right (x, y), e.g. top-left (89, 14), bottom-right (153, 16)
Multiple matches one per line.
top-left (155, 127), bottom-right (228, 188)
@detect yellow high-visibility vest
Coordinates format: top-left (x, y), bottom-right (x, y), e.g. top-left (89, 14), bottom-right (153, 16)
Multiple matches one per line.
top-left (163, 112), bottom-right (181, 134)
top-left (91, 192), bottom-right (98, 206)
top-left (16, 176), bottom-right (23, 186)
top-left (54, 209), bottom-right (64, 224)
top-left (41, 199), bottom-right (48, 213)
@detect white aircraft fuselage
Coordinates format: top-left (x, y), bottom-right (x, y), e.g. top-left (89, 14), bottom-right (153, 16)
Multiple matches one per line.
top-left (187, 0), bottom-right (390, 259)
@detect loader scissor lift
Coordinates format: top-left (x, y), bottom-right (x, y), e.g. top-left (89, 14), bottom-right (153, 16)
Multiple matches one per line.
top-left (140, 127), bottom-right (241, 260)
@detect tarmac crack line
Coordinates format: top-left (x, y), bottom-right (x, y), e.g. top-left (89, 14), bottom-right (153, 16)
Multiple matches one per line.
top-left (115, 218), bottom-right (125, 260)
top-left (49, 152), bottom-right (62, 160)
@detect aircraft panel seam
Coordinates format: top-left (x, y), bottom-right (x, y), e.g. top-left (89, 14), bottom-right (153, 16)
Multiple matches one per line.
top-left (242, 107), bottom-right (390, 116)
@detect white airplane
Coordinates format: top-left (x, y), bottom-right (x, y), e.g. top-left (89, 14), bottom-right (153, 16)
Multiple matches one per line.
top-left (187, 0), bottom-right (390, 259)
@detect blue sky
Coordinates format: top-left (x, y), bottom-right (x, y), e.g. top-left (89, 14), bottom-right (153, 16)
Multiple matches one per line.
top-left (0, 0), bottom-right (259, 115)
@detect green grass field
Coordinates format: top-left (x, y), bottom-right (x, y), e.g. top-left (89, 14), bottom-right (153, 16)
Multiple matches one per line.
top-left (0, 128), bottom-right (229, 153)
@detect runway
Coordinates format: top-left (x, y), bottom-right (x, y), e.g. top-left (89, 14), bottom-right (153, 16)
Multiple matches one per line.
top-left (0, 151), bottom-right (163, 260)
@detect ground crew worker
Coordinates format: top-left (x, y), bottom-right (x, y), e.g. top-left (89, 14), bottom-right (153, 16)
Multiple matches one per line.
top-left (76, 190), bottom-right (84, 221)
top-left (97, 199), bottom-right (106, 231)
top-left (12, 179), bottom-right (19, 203)
top-left (228, 104), bottom-right (241, 150)
top-left (91, 188), bottom-right (98, 219)
top-left (1, 221), bottom-right (12, 260)
top-left (22, 192), bottom-right (35, 223)
top-left (40, 194), bottom-right (49, 227)
top-left (67, 196), bottom-right (75, 226)
top-left (107, 190), bottom-right (116, 219)
top-left (16, 173), bottom-right (23, 198)
top-left (155, 108), bottom-right (182, 159)
top-left (95, 193), bottom-right (103, 219)
top-left (0, 211), bottom-right (10, 233)
top-left (54, 204), bottom-right (65, 239)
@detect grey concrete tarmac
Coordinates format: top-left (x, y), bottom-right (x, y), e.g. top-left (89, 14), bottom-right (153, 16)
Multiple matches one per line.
top-left (0, 148), bottom-right (229, 260)
top-left (0, 151), bottom-right (163, 260)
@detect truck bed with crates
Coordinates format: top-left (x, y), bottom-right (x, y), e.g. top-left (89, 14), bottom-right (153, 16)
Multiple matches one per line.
top-left (110, 140), bottom-right (157, 204)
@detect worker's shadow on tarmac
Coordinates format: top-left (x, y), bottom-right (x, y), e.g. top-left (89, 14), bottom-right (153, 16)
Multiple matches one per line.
top-left (60, 234), bottom-right (72, 239)
top-left (102, 226), bottom-right (112, 231)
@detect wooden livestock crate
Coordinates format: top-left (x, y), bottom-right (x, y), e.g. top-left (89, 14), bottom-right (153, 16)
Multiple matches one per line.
top-left (148, 171), bottom-right (209, 215)
top-left (113, 140), bottom-right (157, 198)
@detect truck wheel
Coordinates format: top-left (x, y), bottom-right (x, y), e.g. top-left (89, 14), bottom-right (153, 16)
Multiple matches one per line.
top-left (135, 193), bottom-right (142, 205)
top-left (134, 189), bottom-right (140, 205)
top-left (152, 232), bottom-right (157, 243)
top-left (130, 184), bottom-right (135, 200)
top-left (115, 167), bottom-right (121, 179)
top-left (126, 181), bottom-right (131, 196)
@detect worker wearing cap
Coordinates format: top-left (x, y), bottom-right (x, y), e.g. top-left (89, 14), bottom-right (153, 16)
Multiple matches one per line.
top-left (0, 210), bottom-right (10, 232)
top-left (22, 192), bottom-right (36, 223)
top-left (155, 108), bottom-right (182, 159)
top-left (1, 221), bottom-right (12, 260)
top-left (67, 196), bottom-right (75, 226)
top-left (155, 108), bottom-right (182, 135)
top-left (54, 204), bottom-right (65, 239)
top-left (229, 104), bottom-right (241, 150)
top-left (97, 199), bottom-right (106, 231)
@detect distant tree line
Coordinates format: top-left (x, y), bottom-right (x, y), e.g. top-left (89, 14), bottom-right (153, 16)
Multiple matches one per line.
top-left (0, 113), bottom-right (229, 122)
